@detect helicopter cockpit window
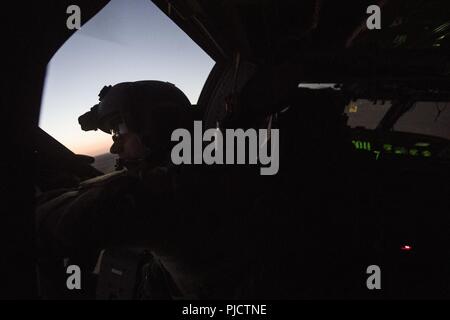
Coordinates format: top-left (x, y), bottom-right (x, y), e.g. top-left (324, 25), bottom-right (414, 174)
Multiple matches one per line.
top-left (394, 101), bottom-right (450, 140)
top-left (343, 99), bottom-right (450, 141)
top-left (38, 0), bottom-right (215, 174)
top-left (344, 99), bottom-right (392, 130)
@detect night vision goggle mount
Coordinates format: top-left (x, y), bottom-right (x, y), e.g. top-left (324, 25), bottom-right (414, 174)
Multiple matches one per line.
top-left (78, 85), bottom-right (113, 132)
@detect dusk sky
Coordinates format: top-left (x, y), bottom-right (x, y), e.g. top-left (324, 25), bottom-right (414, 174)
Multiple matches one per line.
top-left (39, 0), bottom-right (215, 156)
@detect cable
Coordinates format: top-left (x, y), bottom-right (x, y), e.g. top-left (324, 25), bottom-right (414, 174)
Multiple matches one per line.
top-left (434, 101), bottom-right (449, 122)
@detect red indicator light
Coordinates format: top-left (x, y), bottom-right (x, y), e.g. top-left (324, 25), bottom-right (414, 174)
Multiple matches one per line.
top-left (400, 245), bottom-right (412, 251)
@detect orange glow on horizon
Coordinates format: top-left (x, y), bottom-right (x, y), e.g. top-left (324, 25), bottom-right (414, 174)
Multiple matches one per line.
top-left (72, 144), bottom-right (111, 156)
top-left (67, 133), bottom-right (113, 156)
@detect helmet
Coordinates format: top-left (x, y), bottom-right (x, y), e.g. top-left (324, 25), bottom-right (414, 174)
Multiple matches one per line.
top-left (78, 80), bottom-right (193, 166)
